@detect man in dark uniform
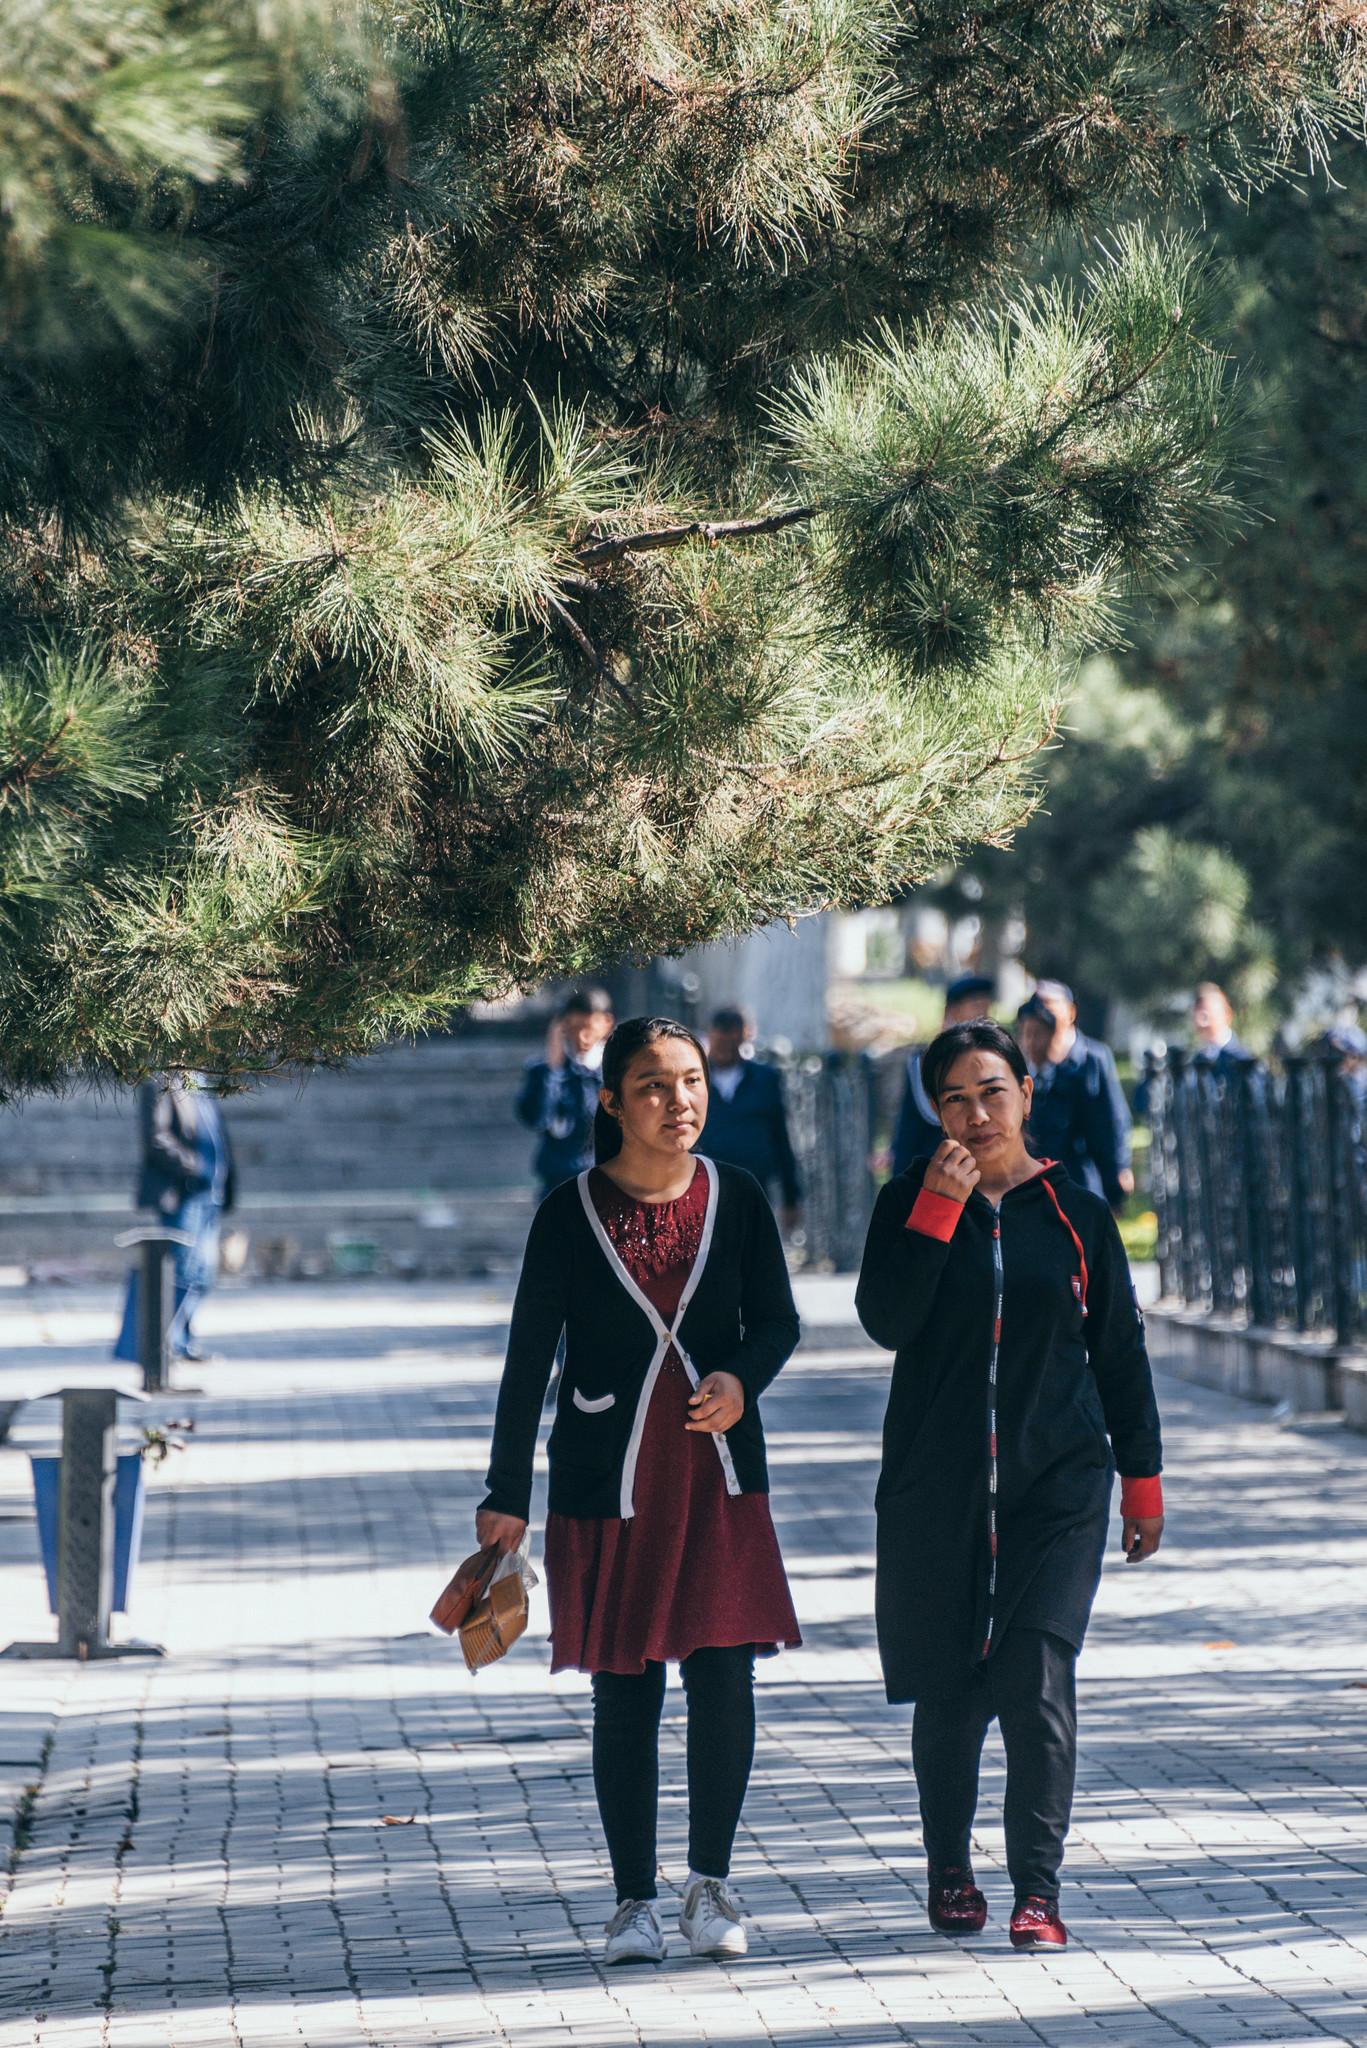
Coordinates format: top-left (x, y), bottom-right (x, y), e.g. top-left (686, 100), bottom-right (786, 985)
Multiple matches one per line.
top-left (698, 1006), bottom-right (803, 1230)
top-left (515, 988), bottom-right (615, 1201)
top-left (1016, 981), bottom-right (1134, 1211)
top-left (890, 975), bottom-right (996, 1176)
top-left (1191, 983), bottom-right (1252, 1075)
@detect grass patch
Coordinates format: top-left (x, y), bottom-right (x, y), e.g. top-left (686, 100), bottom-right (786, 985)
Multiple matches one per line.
top-left (1119, 1206), bottom-right (1158, 1263)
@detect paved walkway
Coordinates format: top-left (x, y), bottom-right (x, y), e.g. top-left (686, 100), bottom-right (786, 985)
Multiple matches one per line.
top-left (1, 1280), bottom-right (1365, 2047)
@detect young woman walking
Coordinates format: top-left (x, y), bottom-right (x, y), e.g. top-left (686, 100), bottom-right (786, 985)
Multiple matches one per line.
top-left (856, 1020), bottom-right (1164, 1950)
top-left (478, 1017), bottom-right (801, 1965)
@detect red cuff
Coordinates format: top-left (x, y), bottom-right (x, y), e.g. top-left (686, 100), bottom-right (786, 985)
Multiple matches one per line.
top-left (906, 1188), bottom-right (966, 1243)
top-left (1120, 1474), bottom-right (1164, 1520)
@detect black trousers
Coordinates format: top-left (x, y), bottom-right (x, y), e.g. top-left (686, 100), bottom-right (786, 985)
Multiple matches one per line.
top-left (911, 1627), bottom-right (1077, 1901)
top-left (591, 1646), bottom-right (756, 1903)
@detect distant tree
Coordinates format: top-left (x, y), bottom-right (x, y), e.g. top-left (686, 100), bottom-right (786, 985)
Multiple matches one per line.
top-left (1140, 158), bottom-right (1367, 976)
top-left (940, 138), bottom-right (1367, 1028)
top-left (1, 1), bottom-right (1362, 1082)
top-left (934, 658), bottom-right (1276, 1026)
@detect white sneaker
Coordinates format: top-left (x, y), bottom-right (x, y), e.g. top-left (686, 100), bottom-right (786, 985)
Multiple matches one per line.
top-left (678, 1876), bottom-right (748, 1958)
top-left (604, 1897), bottom-right (665, 1965)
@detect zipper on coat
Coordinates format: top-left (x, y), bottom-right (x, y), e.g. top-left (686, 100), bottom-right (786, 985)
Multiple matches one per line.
top-left (981, 1216), bottom-right (1003, 1659)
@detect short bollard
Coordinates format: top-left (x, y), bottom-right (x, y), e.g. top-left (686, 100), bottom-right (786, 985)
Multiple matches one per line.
top-left (56, 1387), bottom-right (117, 1657)
top-left (2, 1387), bottom-right (164, 1661)
top-left (136, 1235), bottom-right (176, 1394)
top-left (115, 1226), bottom-right (192, 1394)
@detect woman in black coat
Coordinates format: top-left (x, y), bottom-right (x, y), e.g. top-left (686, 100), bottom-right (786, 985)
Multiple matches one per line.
top-left (856, 1021), bottom-right (1164, 1951)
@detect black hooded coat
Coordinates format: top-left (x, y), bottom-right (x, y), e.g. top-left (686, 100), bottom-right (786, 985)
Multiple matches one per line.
top-left (855, 1158), bottom-right (1161, 1704)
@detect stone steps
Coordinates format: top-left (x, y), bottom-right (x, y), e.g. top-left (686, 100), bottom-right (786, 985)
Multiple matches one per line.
top-left (0, 1037), bottom-right (545, 1279)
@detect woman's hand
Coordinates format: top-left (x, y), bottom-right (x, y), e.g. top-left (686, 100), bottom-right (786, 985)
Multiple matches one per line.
top-left (685, 1371), bottom-right (745, 1434)
top-left (475, 1509), bottom-right (527, 1556)
top-left (923, 1139), bottom-right (982, 1204)
top-left (1123, 1514), bottom-right (1164, 1563)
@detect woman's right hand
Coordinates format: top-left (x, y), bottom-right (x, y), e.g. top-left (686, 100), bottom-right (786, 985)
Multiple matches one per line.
top-left (923, 1139), bottom-right (981, 1204)
top-left (476, 1509), bottom-right (527, 1556)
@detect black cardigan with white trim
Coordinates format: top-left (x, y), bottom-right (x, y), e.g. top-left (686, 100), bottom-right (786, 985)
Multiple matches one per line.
top-left (481, 1160), bottom-right (800, 1522)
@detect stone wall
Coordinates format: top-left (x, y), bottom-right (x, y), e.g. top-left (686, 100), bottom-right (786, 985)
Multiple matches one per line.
top-left (0, 1038), bottom-right (541, 1280)
top-left (1146, 1301), bottom-right (1367, 1436)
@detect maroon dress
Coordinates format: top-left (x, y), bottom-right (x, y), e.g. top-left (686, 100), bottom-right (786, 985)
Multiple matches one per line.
top-left (544, 1164), bottom-right (802, 1676)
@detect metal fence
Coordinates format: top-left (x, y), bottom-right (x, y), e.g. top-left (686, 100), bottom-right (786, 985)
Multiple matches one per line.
top-left (773, 1049), bottom-right (884, 1271)
top-left (1144, 1050), bottom-right (1367, 1344)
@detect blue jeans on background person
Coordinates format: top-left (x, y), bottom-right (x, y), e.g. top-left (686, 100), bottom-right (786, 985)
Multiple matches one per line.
top-left (114, 1191), bottom-right (223, 1362)
top-left (170, 1191), bottom-right (222, 1353)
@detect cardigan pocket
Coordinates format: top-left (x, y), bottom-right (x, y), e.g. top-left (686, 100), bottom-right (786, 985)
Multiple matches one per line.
top-left (571, 1386), bottom-right (617, 1414)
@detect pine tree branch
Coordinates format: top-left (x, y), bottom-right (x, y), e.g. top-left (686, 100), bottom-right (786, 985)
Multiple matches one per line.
top-left (1026, 320), bottom-right (1185, 470)
top-left (0, 710), bottom-right (76, 808)
top-left (546, 593), bottom-right (641, 715)
top-left (574, 321), bottom-right (1188, 578)
top-left (576, 506), bottom-right (816, 565)
top-left (718, 763), bottom-right (907, 798)
top-left (641, 61), bottom-right (827, 109)
top-left (563, 330), bottom-right (644, 419)
top-left (961, 702), bottom-right (1061, 785)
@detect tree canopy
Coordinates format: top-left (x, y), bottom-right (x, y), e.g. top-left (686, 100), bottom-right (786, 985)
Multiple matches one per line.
top-left (2, 1), bottom-right (1364, 1083)
top-left (941, 135), bottom-right (1367, 1029)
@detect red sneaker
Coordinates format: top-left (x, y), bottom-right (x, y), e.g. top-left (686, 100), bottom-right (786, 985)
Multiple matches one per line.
top-left (927, 1868), bottom-right (988, 1935)
top-left (1009, 1895), bottom-right (1068, 1949)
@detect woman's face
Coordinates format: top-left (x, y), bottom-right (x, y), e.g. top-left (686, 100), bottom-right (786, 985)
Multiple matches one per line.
top-left (603, 1035), bottom-right (709, 1158)
top-left (936, 1050), bottom-right (1033, 1167)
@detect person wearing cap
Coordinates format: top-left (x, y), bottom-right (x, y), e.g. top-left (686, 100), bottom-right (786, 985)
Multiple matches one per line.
top-left (1015, 983), bottom-right (1133, 1212)
top-left (697, 1007), bottom-right (803, 1231)
top-left (516, 988), bottom-right (616, 1201)
top-left (856, 1018), bottom-right (1163, 1952)
top-left (890, 976), bottom-right (996, 1177)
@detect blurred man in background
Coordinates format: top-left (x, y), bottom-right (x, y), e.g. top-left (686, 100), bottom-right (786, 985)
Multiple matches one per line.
top-left (889, 974), bottom-right (996, 1176)
top-left (1016, 981), bottom-right (1134, 1211)
top-left (699, 1005), bottom-right (803, 1232)
top-left (117, 1073), bottom-right (235, 1363)
top-left (515, 988), bottom-right (615, 1201)
top-left (1134, 981), bottom-right (1255, 1119)
top-left (1191, 983), bottom-right (1251, 1074)
top-left (1320, 1024), bottom-right (1367, 1197)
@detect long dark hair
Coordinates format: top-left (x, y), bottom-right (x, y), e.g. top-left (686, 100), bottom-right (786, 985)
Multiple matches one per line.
top-left (921, 1019), bottom-right (1030, 1108)
top-left (593, 1016), bottom-right (711, 1164)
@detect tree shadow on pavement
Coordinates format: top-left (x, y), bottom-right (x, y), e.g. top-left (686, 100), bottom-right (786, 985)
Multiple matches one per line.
top-left (3, 1322), bottom-right (1366, 2039)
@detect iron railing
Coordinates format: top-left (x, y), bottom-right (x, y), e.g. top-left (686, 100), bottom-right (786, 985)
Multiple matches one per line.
top-left (771, 1049), bottom-right (884, 1271)
top-left (1144, 1049), bottom-right (1367, 1344)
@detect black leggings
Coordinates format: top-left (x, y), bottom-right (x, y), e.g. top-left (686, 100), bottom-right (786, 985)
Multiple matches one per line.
top-left (591, 1646), bottom-right (756, 1903)
top-left (911, 1627), bottom-right (1078, 1901)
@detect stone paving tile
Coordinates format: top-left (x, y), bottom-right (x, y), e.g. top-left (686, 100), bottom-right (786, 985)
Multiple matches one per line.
top-left (0, 1282), bottom-right (1365, 2046)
